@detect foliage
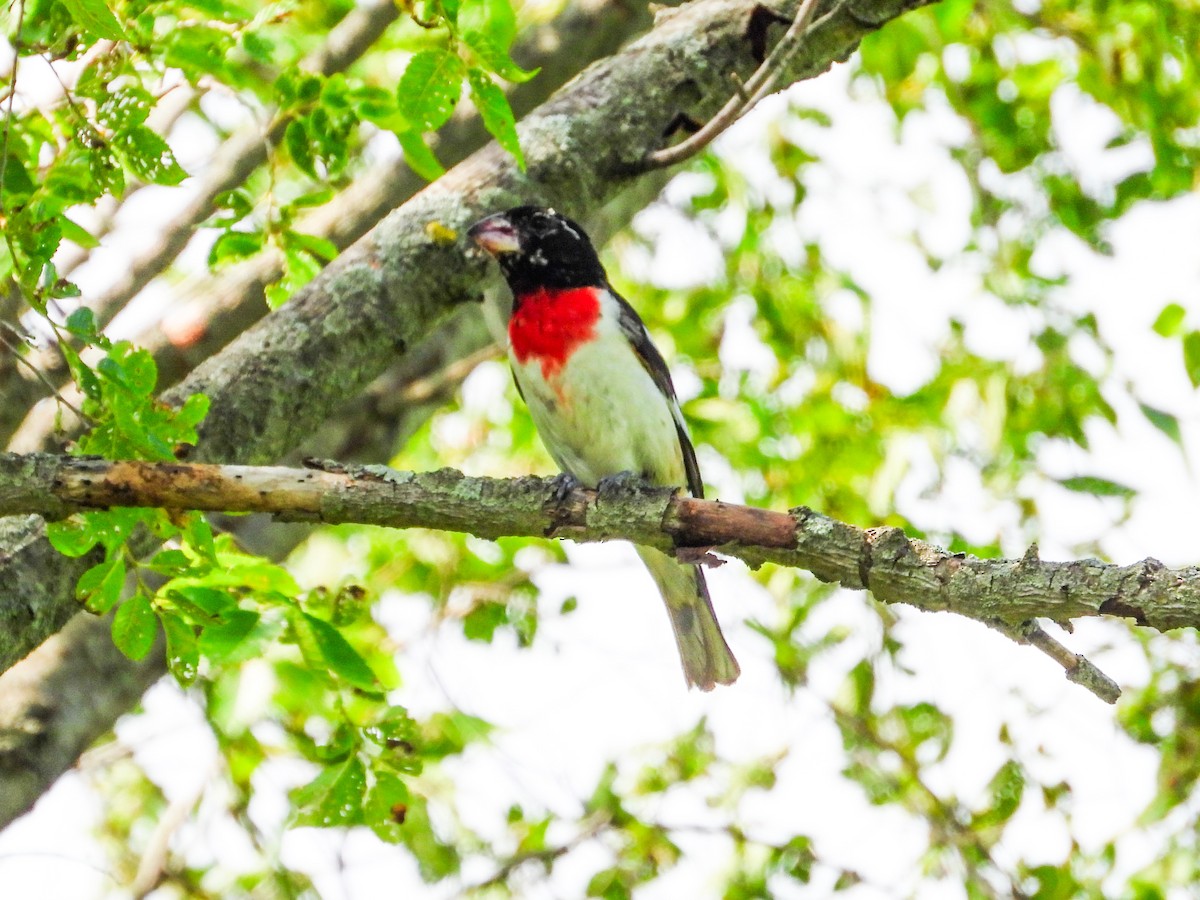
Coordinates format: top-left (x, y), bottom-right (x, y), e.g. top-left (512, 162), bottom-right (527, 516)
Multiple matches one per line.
top-left (4, 0), bottom-right (1200, 897)
top-left (1, 0), bottom-right (531, 313)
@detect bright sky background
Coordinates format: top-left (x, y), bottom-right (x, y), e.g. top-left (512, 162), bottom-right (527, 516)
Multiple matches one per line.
top-left (3, 47), bottom-right (1200, 900)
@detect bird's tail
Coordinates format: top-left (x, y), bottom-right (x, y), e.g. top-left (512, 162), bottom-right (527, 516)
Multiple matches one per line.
top-left (635, 546), bottom-right (740, 691)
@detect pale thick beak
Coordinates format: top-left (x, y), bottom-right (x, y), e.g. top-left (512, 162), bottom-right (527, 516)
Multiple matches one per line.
top-left (467, 213), bottom-right (521, 256)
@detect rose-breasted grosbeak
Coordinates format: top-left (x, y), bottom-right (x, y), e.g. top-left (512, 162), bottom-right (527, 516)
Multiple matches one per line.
top-left (468, 206), bottom-right (740, 690)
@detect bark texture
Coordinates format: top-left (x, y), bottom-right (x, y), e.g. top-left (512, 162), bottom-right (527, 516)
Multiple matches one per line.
top-left (1, 454), bottom-right (1192, 634)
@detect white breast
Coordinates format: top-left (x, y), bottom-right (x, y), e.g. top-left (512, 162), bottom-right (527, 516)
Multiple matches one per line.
top-left (511, 299), bottom-right (687, 489)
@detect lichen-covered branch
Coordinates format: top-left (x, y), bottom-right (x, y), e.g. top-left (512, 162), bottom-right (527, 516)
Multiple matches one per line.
top-left (1, 453), bottom-right (1191, 648)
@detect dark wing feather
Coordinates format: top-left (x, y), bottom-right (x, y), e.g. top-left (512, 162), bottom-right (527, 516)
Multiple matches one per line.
top-left (612, 288), bottom-right (705, 499)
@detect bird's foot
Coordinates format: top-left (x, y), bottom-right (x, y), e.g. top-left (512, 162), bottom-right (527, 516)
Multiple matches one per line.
top-left (596, 470), bottom-right (647, 498)
top-left (548, 471), bottom-right (584, 504)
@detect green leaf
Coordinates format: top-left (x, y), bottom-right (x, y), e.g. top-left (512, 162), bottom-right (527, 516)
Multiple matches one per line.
top-left (1057, 475), bottom-right (1136, 499)
top-left (1153, 302), bottom-right (1186, 337)
top-left (284, 230), bottom-right (339, 263)
top-left (170, 585), bottom-right (237, 619)
top-left (462, 31), bottom-right (539, 84)
top-left (973, 760), bottom-right (1025, 830)
top-left (115, 126), bottom-right (186, 186)
top-left (209, 230), bottom-right (265, 267)
top-left (587, 867), bottom-right (630, 898)
top-left (1183, 331), bottom-right (1200, 388)
top-left (62, 0), bottom-right (126, 39)
top-left (60, 217), bottom-right (100, 249)
top-left (111, 593), bottom-right (158, 660)
top-left (394, 793), bottom-right (461, 880)
top-left (463, 600), bottom-right (506, 642)
top-left (364, 706), bottom-right (420, 751)
top-left (293, 612), bottom-right (379, 692)
top-left (292, 755), bottom-right (367, 827)
top-left (291, 187), bottom-right (335, 209)
top-left (397, 50), bottom-right (466, 133)
top-left (77, 554), bottom-right (126, 614)
top-left (47, 518), bottom-right (102, 557)
top-left (395, 130), bottom-right (445, 181)
top-left (162, 612), bottom-right (200, 685)
top-left (285, 119), bottom-right (316, 178)
top-left (217, 189), bottom-right (254, 216)
top-left (199, 609), bottom-right (262, 664)
top-left (365, 771), bottom-right (411, 843)
top-left (185, 514), bottom-right (217, 564)
top-left (145, 549), bottom-right (191, 574)
top-left (458, 0), bottom-right (516, 50)
top-left (175, 392), bottom-right (211, 433)
top-left (467, 68), bottom-right (523, 168)
top-left (420, 711), bottom-right (493, 759)
top-left (265, 281), bottom-right (290, 309)
top-left (115, 346), bottom-right (157, 396)
top-left (64, 307), bottom-right (98, 340)
top-left (1140, 403), bottom-right (1183, 447)
top-left (0, 153), bottom-right (35, 197)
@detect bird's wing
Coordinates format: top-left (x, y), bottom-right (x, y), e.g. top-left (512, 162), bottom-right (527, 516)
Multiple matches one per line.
top-left (612, 287), bottom-right (705, 500)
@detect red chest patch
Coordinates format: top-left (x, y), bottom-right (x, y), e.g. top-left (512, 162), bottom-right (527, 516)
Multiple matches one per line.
top-left (509, 287), bottom-right (602, 379)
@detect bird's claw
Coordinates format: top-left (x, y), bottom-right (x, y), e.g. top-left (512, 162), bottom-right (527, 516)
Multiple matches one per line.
top-left (548, 471), bottom-right (583, 504)
top-left (596, 470), bottom-right (646, 498)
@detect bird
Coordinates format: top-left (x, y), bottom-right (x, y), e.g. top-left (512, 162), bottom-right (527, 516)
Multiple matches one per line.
top-left (467, 205), bottom-right (739, 690)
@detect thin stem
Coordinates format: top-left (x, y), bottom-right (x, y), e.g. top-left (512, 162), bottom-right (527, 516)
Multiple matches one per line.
top-left (0, 329), bottom-right (88, 421)
top-left (989, 617), bottom-right (1121, 703)
top-left (643, 0), bottom-right (832, 169)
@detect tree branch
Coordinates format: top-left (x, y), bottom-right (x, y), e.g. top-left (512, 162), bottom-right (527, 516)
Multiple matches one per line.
top-left (0, 613), bottom-right (165, 827)
top-left (5, 452), bottom-right (1189, 699)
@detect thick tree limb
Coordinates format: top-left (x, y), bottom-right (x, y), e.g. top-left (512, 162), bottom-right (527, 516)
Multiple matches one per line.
top-left (0, 613), bottom-right (165, 827)
top-left (0, 453), bottom-right (1176, 682)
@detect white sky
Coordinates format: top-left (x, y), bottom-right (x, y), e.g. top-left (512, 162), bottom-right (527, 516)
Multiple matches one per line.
top-left (3, 48), bottom-right (1200, 900)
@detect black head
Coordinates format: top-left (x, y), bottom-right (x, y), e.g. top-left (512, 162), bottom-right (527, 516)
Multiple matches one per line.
top-left (468, 206), bottom-right (607, 295)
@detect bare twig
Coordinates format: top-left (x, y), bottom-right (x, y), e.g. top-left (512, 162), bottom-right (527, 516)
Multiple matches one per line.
top-left (399, 342), bottom-right (502, 403)
top-left (467, 813), bottom-right (612, 893)
top-left (0, 329), bottom-right (87, 421)
top-left (987, 618), bottom-right (1122, 704)
top-left (643, 0), bottom-right (831, 168)
top-left (129, 763), bottom-right (215, 899)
